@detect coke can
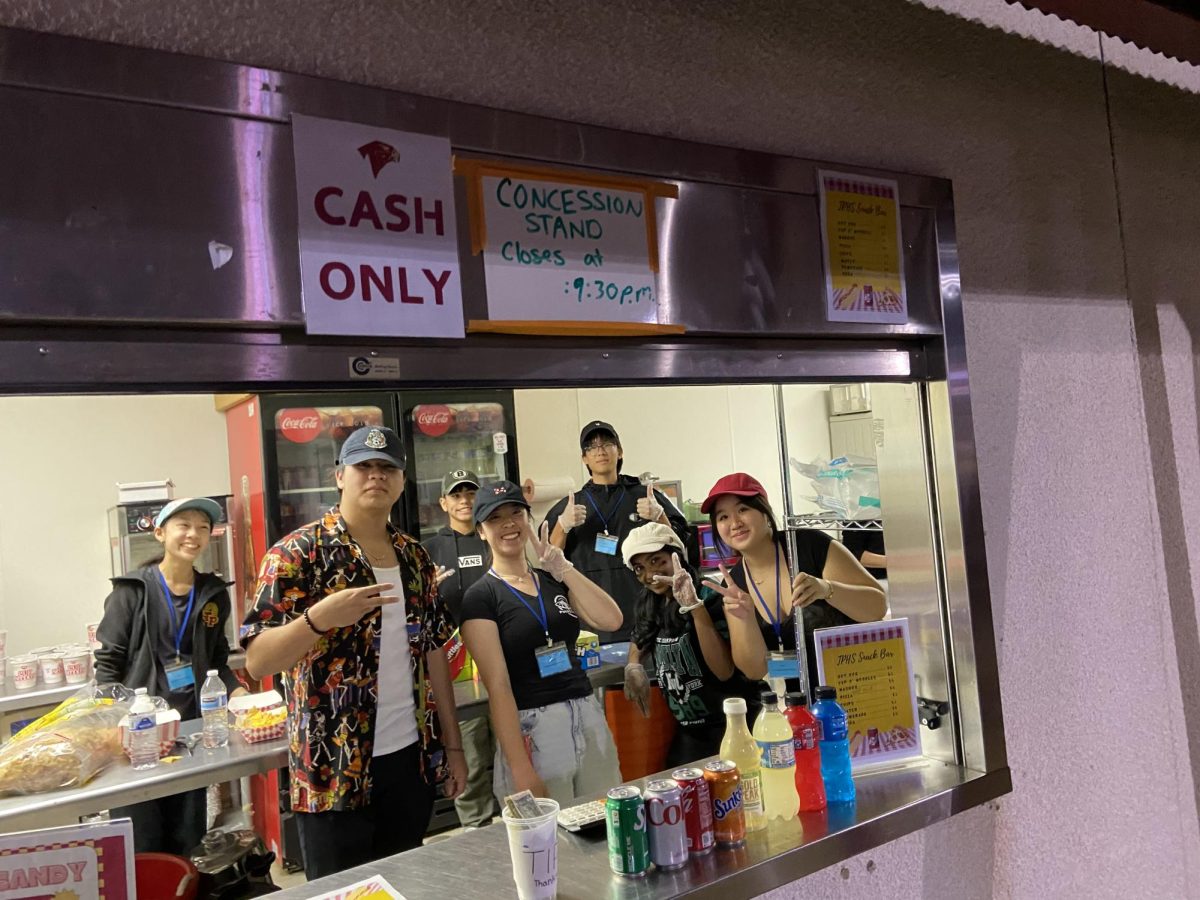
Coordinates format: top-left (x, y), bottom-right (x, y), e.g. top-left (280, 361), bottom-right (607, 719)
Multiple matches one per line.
top-left (606, 786), bottom-right (650, 877)
top-left (644, 780), bottom-right (688, 871)
top-left (703, 759), bottom-right (746, 847)
top-left (672, 766), bottom-right (715, 855)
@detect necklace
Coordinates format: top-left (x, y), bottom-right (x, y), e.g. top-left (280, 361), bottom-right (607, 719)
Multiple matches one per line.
top-left (491, 569), bottom-right (532, 583)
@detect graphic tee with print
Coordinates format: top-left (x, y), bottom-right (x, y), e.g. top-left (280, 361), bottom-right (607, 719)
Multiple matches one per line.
top-left (459, 571), bottom-right (592, 710)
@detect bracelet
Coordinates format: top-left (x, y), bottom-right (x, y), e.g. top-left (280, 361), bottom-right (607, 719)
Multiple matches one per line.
top-left (303, 607), bottom-right (326, 636)
top-left (826, 580), bottom-right (836, 602)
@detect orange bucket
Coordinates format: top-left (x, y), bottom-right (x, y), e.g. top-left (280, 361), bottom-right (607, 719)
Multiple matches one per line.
top-left (604, 686), bottom-right (677, 781)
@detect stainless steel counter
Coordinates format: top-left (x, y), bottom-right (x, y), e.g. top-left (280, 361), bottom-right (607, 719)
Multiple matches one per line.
top-left (0, 719), bottom-right (286, 834)
top-left (0, 682), bottom-right (80, 716)
top-left (278, 761), bottom-right (1011, 899)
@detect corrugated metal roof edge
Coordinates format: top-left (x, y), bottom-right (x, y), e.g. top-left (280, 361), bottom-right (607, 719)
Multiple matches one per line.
top-left (908, 0), bottom-right (1200, 94)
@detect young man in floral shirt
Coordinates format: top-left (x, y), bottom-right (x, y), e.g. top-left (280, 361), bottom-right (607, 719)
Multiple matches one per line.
top-left (242, 425), bottom-right (467, 880)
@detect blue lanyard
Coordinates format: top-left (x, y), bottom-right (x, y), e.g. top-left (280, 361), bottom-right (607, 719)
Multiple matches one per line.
top-left (489, 569), bottom-right (552, 645)
top-left (582, 487), bottom-right (626, 534)
top-left (743, 549), bottom-right (786, 650)
top-left (157, 571), bottom-right (196, 660)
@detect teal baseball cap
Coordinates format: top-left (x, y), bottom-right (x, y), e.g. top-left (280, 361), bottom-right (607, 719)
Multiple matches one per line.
top-left (155, 497), bottom-right (223, 528)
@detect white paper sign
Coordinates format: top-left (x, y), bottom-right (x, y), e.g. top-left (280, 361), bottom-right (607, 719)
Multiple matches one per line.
top-left (480, 174), bottom-right (658, 322)
top-left (292, 114), bottom-right (464, 337)
top-left (0, 818), bottom-right (135, 899)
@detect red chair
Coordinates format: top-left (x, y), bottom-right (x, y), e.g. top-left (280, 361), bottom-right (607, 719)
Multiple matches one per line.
top-left (134, 852), bottom-right (199, 900)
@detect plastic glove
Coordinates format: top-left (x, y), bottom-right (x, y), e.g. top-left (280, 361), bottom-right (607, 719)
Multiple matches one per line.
top-left (558, 493), bottom-right (588, 533)
top-left (652, 553), bottom-right (703, 613)
top-left (434, 565), bottom-right (455, 586)
top-left (624, 663), bottom-right (651, 718)
top-left (530, 521), bottom-right (575, 582)
top-left (636, 484), bottom-right (663, 521)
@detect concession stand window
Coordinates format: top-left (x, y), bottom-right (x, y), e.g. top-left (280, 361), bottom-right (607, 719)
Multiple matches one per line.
top-left (0, 27), bottom-right (1008, 896)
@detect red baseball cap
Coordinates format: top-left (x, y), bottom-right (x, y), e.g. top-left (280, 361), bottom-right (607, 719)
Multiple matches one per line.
top-left (701, 473), bottom-right (768, 514)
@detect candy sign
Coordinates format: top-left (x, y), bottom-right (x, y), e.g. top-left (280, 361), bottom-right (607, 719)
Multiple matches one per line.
top-left (0, 819), bottom-right (134, 899)
top-left (292, 114), bottom-right (465, 338)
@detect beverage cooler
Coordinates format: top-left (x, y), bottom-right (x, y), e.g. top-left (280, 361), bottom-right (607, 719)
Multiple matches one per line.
top-left (224, 389), bottom-right (518, 868)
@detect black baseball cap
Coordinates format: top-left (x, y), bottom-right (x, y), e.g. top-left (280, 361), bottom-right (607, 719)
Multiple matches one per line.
top-left (472, 480), bottom-right (531, 523)
top-left (580, 420), bottom-right (620, 449)
top-left (338, 426), bottom-right (406, 469)
top-left (442, 469), bottom-right (480, 496)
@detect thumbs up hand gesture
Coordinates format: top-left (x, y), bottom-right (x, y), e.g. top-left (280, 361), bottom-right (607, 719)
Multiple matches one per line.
top-left (636, 483), bottom-right (663, 522)
top-left (558, 493), bottom-right (587, 533)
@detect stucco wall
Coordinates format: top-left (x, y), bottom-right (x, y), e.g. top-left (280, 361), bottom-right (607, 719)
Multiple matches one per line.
top-left (1, 1), bottom-right (1198, 896)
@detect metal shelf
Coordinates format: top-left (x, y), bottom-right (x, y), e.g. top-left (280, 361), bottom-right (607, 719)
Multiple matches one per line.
top-left (787, 514), bottom-right (883, 531)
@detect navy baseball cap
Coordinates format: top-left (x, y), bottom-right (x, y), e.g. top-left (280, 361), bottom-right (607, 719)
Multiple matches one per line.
top-left (473, 480), bottom-right (531, 523)
top-left (580, 420), bottom-right (620, 449)
top-left (338, 426), bottom-right (406, 469)
top-left (442, 469), bottom-right (480, 496)
top-left (155, 497), bottom-right (223, 528)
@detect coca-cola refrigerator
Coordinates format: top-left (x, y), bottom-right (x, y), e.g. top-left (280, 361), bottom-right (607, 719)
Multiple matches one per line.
top-left (224, 389), bottom-right (518, 865)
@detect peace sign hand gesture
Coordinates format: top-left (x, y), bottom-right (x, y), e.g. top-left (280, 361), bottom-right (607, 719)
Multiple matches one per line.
top-left (652, 553), bottom-right (703, 613)
top-left (529, 520), bottom-right (575, 582)
top-left (703, 564), bottom-right (756, 620)
top-left (636, 483), bottom-right (663, 522)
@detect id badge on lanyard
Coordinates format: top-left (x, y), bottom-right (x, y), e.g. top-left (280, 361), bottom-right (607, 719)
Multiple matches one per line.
top-left (584, 488), bottom-right (625, 556)
top-left (165, 660), bottom-right (195, 691)
top-left (535, 642), bottom-right (572, 677)
top-left (159, 572), bottom-right (197, 691)
top-left (594, 533), bottom-right (619, 556)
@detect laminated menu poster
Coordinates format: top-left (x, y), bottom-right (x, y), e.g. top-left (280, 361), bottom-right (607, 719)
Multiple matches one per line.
top-left (814, 618), bottom-right (922, 768)
top-left (307, 875), bottom-right (407, 900)
top-left (0, 818), bottom-right (134, 899)
top-left (817, 170), bottom-right (908, 324)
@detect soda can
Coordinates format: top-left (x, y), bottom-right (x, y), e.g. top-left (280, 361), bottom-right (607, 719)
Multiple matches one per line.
top-left (703, 759), bottom-right (746, 847)
top-left (606, 786), bottom-right (650, 877)
top-left (672, 766), bottom-right (715, 855)
top-left (644, 779), bottom-right (689, 871)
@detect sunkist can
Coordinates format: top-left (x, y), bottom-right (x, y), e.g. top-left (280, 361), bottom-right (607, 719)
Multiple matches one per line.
top-left (606, 786), bottom-right (651, 877)
top-left (644, 780), bottom-right (689, 871)
top-left (672, 766), bottom-right (715, 855)
top-left (703, 759), bottom-right (746, 847)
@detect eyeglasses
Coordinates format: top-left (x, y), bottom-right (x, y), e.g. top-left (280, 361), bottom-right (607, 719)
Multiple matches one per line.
top-left (583, 440), bottom-right (619, 454)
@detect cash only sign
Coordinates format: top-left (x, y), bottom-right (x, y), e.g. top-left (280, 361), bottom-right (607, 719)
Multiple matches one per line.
top-left (291, 114), bottom-right (465, 338)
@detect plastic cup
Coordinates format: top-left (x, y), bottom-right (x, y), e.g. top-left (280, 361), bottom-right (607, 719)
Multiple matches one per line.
top-left (38, 653), bottom-right (65, 685)
top-left (11, 656), bottom-right (37, 691)
top-left (0, 630), bottom-right (7, 657)
top-left (85, 622), bottom-right (100, 647)
top-left (502, 798), bottom-right (559, 900)
top-left (62, 650), bottom-right (90, 684)
top-left (0, 657), bottom-right (6, 685)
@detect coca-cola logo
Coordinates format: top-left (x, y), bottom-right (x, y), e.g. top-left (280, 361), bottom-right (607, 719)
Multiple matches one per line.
top-left (414, 404), bottom-right (452, 437)
top-left (712, 789), bottom-right (742, 820)
top-left (278, 408), bottom-right (322, 444)
top-left (648, 799), bottom-right (682, 826)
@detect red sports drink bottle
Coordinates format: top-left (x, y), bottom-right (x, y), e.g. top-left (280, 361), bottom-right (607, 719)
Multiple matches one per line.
top-left (784, 691), bottom-right (827, 812)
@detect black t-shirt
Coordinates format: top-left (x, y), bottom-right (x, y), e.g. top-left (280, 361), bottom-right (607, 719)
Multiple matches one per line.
top-left (542, 476), bottom-right (691, 643)
top-left (153, 583), bottom-right (198, 719)
top-left (459, 571), bottom-right (592, 710)
top-left (728, 531), bottom-right (854, 689)
top-left (841, 527), bottom-right (886, 579)
top-left (645, 590), bottom-right (765, 729)
top-left (422, 527), bottom-right (489, 626)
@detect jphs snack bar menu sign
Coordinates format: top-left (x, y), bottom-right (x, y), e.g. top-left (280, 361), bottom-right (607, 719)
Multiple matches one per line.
top-left (291, 114), bottom-right (464, 338)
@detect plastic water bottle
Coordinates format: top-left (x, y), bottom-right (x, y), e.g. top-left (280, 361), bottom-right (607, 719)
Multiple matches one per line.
top-left (200, 669), bottom-right (229, 749)
top-left (784, 691), bottom-right (827, 812)
top-left (811, 685), bottom-right (856, 803)
top-left (752, 692), bottom-right (797, 821)
top-left (128, 688), bottom-right (159, 770)
top-left (719, 697), bottom-right (766, 832)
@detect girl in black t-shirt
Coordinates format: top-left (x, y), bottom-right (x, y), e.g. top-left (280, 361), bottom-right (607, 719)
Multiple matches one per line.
top-left (699, 473), bottom-right (886, 691)
top-left (623, 523), bottom-right (767, 769)
top-left (459, 481), bottom-right (624, 807)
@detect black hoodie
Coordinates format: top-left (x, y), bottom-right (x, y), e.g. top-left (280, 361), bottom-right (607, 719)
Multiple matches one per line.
top-left (94, 565), bottom-right (239, 717)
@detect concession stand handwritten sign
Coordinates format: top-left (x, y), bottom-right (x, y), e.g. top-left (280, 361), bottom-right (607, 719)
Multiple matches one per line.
top-left (0, 819), bottom-right (134, 899)
top-left (456, 160), bottom-right (678, 325)
top-left (814, 618), bottom-right (922, 768)
top-left (291, 114), bottom-right (465, 338)
top-left (818, 170), bottom-right (908, 325)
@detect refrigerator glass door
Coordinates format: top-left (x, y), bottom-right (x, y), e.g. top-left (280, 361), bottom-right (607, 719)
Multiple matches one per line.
top-left (409, 402), bottom-right (509, 535)
top-left (271, 404), bottom-right (385, 536)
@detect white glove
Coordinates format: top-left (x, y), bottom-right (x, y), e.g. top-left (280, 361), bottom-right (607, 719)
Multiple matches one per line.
top-left (623, 664), bottom-right (651, 718)
top-left (636, 484), bottom-right (663, 521)
top-left (652, 553), bottom-right (703, 613)
top-left (558, 492), bottom-right (587, 533)
top-left (530, 521), bottom-right (575, 582)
